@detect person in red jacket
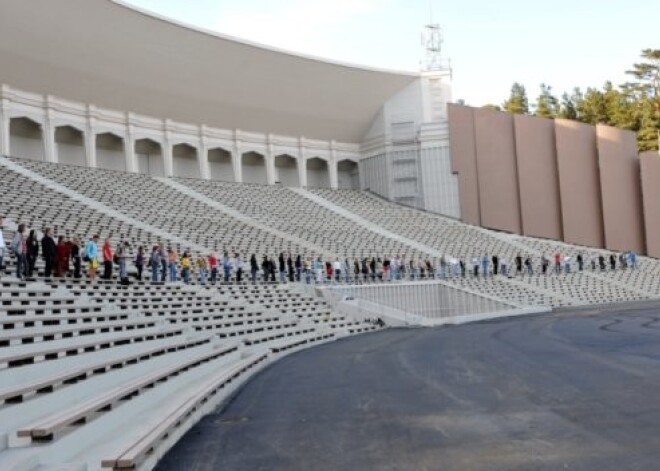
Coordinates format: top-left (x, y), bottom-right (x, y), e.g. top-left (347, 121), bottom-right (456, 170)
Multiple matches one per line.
top-left (55, 235), bottom-right (70, 277)
top-left (102, 238), bottom-right (113, 280)
top-left (554, 252), bottom-right (561, 274)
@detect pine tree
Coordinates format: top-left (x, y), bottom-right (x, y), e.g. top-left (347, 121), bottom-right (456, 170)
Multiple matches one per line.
top-left (576, 87), bottom-right (607, 125)
top-left (558, 92), bottom-right (577, 120)
top-left (502, 83), bottom-right (529, 115)
top-left (625, 49), bottom-right (660, 150)
top-left (534, 84), bottom-right (559, 118)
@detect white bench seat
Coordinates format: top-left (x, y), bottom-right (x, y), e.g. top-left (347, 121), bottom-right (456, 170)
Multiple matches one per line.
top-left (16, 342), bottom-right (241, 442)
top-left (0, 310), bottom-right (132, 330)
top-left (0, 325), bottom-right (185, 369)
top-left (100, 352), bottom-right (268, 470)
top-left (0, 302), bottom-right (105, 317)
top-left (0, 334), bottom-right (213, 404)
top-left (0, 317), bottom-right (161, 347)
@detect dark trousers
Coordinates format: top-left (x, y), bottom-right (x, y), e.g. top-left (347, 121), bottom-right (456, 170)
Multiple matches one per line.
top-left (103, 260), bottom-right (112, 279)
top-left (73, 257), bottom-right (82, 278)
top-left (236, 268), bottom-right (243, 283)
top-left (16, 253), bottom-right (27, 279)
top-left (44, 256), bottom-right (54, 278)
top-left (27, 253), bottom-right (37, 277)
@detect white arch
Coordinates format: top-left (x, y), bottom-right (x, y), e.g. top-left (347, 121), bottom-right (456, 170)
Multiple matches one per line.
top-left (241, 150), bottom-right (268, 185)
top-left (274, 153), bottom-right (299, 187)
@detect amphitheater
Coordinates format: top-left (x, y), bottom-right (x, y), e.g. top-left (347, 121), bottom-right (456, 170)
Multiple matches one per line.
top-left (2, 1), bottom-right (660, 470)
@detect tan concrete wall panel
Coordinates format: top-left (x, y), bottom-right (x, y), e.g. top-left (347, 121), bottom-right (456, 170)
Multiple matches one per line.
top-left (447, 104), bottom-right (480, 226)
top-left (474, 109), bottom-right (522, 234)
top-left (640, 152), bottom-right (660, 258)
top-left (554, 120), bottom-right (604, 248)
top-left (596, 125), bottom-right (645, 253)
top-left (514, 114), bottom-right (563, 240)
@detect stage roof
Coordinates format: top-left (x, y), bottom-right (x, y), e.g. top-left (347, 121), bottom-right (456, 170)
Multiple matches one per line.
top-left (0, 0), bottom-right (419, 142)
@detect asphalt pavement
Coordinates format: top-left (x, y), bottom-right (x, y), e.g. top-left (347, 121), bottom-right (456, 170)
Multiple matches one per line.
top-left (156, 304), bottom-right (660, 471)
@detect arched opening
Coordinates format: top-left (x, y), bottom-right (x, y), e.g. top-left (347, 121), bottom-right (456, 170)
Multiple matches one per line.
top-left (337, 159), bottom-right (360, 189)
top-left (96, 132), bottom-right (125, 171)
top-left (9, 117), bottom-right (43, 161)
top-left (306, 157), bottom-right (330, 188)
top-left (208, 147), bottom-right (233, 182)
top-left (242, 151), bottom-right (267, 184)
top-left (274, 154), bottom-right (299, 187)
top-left (55, 126), bottom-right (85, 167)
top-left (135, 138), bottom-right (164, 176)
top-left (173, 143), bottom-right (200, 179)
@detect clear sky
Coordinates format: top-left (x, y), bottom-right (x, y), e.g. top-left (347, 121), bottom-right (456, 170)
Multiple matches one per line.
top-left (124, 0), bottom-right (660, 107)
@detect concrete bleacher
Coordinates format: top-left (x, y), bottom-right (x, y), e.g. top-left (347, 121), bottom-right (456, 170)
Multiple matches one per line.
top-left (305, 187), bottom-right (658, 307)
top-left (2, 154), bottom-right (660, 470)
top-left (0, 275), bottom-right (376, 471)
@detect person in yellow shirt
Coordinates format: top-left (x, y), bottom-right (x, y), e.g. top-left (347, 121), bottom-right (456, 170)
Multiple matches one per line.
top-left (196, 255), bottom-right (208, 285)
top-left (180, 251), bottom-right (191, 283)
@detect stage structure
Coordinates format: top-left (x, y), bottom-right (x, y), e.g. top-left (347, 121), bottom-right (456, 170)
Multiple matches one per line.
top-left (0, 0), bottom-right (458, 218)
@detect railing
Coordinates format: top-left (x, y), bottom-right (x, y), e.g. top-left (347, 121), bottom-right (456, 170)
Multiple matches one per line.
top-left (314, 280), bottom-right (523, 327)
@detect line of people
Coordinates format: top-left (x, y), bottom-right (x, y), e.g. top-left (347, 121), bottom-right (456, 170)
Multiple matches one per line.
top-left (0, 216), bottom-right (640, 286)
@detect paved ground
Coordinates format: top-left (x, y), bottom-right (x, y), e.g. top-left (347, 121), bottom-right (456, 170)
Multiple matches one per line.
top-left (156, 305), bottom-right (660, 471)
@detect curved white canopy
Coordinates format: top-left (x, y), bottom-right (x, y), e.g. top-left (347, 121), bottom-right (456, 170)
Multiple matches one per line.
top-left (0, 0), bottom-right (418, 142)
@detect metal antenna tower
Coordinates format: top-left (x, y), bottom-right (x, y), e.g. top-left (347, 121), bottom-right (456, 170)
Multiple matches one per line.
top-left (421, 1), bottom-right (450, 72)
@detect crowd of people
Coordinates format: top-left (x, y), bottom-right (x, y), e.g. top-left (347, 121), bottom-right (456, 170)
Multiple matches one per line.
top-left (0, 216), bottom-right (640, 285)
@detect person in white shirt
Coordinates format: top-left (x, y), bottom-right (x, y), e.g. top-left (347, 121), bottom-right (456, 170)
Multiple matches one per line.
top-left (333, 258), bottom-right (342, 282)
top-left (500, 257), bottom-right (508, 277)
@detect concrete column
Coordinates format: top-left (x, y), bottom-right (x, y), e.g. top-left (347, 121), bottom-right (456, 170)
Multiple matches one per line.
top-left (84, 108), bottom-right (97, 168)
top-left (329, 140), bottom-right (339, 189)
top-left (43, 122), bottom-right (57, 163)
top-left (43, 106), bottom-right (57, 163)
top-left (124, 125), bottom-right (137, 173)
top-left (232, 131), bottom-right (242, 183)
top-left (163, 122), bottom-right (174, 177)
top-left (199, 127), bottom-right (210, 180)
top-left (0, 99), bottom-right (9, 156)
top-left (84, 131), bottom-right (96, 168)
top-left (298, 137), bottom-right (307, 188)
top-left (265, 134), bottom-right (276, 185)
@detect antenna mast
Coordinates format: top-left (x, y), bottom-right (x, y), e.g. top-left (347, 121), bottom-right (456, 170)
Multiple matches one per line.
top-left (421, 1), bottom-right (450, 73)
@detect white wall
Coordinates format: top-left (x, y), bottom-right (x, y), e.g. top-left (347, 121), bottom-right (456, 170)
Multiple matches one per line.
top-left (242, 152), bottom-right (267, 184)
top-left (243, 163), bottom-right (268, 184)
top-left (209, 160), bottom-right (233, 181)
top-left (337, 161), bottom-right (359, 189)
top-left (137, 153), bottom-right (165, 177)
top-left (174, 155), bottom-right (200, 178)
top-left (420, 145), bottom-right (460, 218)
top-left (306, 159), bottom-right (329, 188)
top-left (10, 135), bottom-right (44, 161)
top-left (274, 156), bottom-right (298, 187)
top-left (57, 142), bottom-right (86, 166)
top-left (173, 145), bottom-right (200, 179)
top-left (10, 118), bottom-right (44, 161)
top-left (276, 165), bottom-right (299, 187)
top-left (97, 148), bottom-right (126, 171)
top-left (96, 134), bottom-right (126, 171)
top-left (359, 154), bottom-right (388, 198)
top-left (208, 149), bottom-right (233, 182)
